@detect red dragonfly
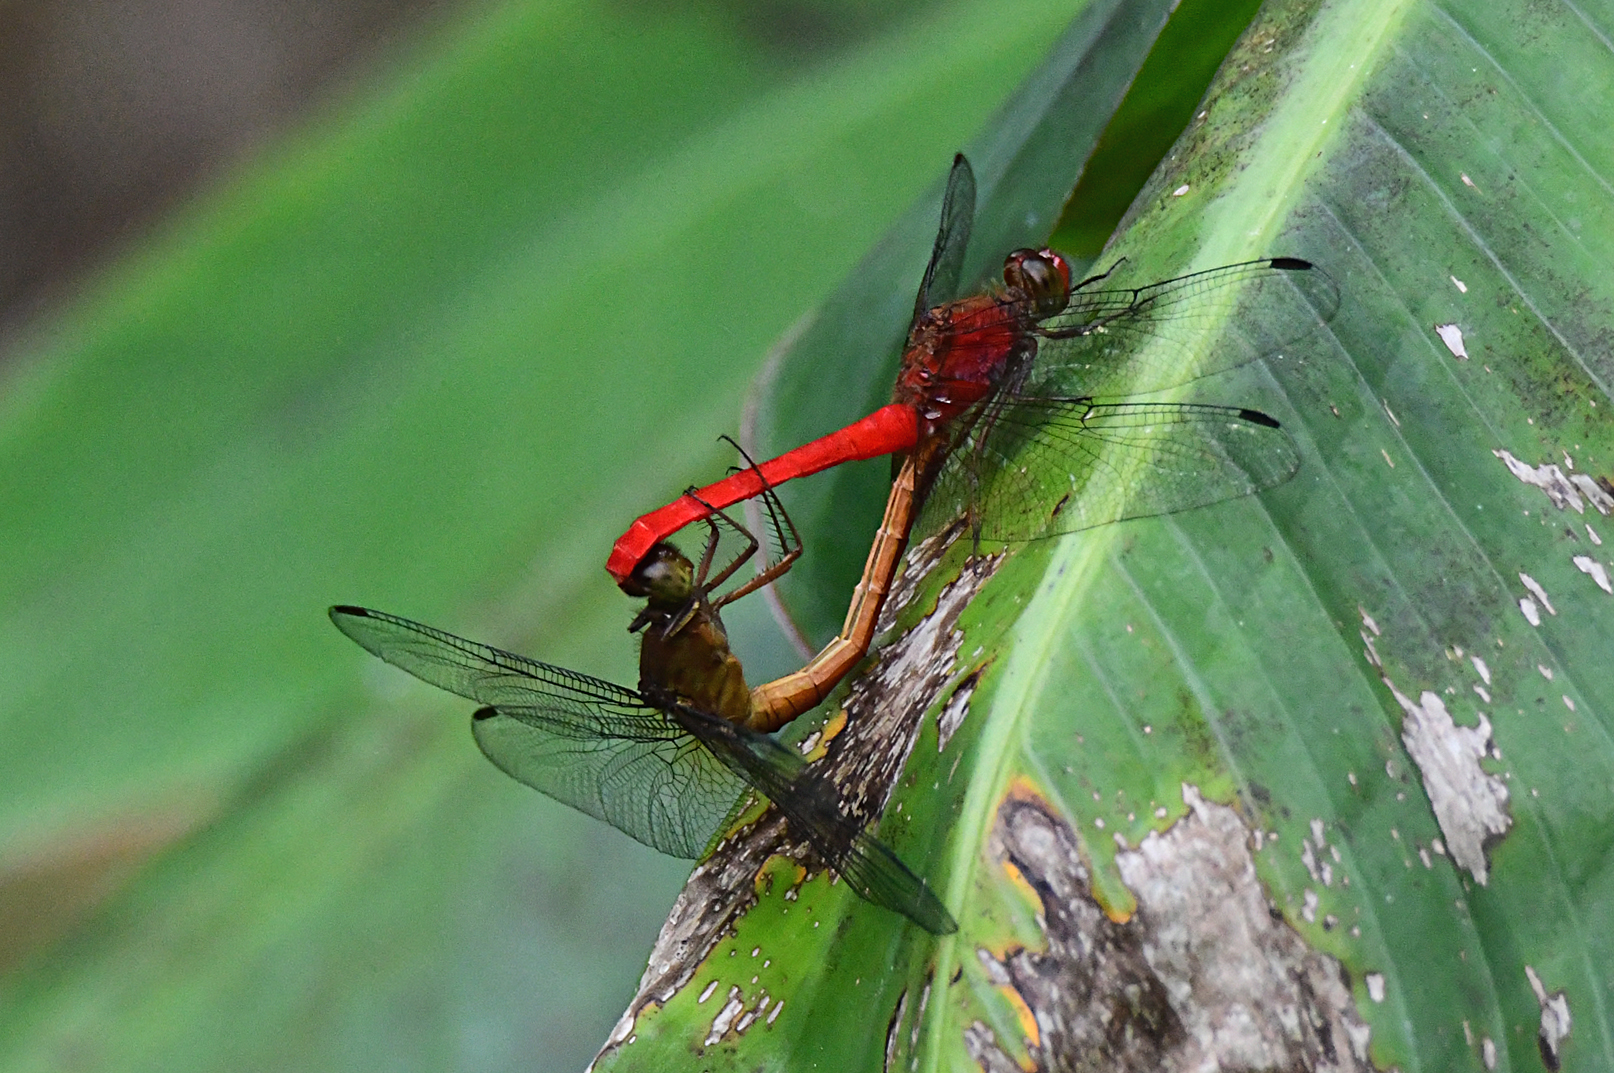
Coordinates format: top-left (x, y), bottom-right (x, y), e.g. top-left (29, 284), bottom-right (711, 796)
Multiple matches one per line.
top-left (611, 154), bottom-right (1337, 723)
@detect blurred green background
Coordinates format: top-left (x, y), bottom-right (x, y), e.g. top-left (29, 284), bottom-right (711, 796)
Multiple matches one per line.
top-left (0, 1), bottom-right (1093, 1069)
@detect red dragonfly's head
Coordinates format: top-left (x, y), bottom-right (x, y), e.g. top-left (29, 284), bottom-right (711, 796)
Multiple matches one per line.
top-left (1001, 248), bottom-right (1073, 319)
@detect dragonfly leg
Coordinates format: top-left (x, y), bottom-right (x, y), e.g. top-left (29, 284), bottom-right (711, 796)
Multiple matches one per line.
top-left (702, 435), bottom-right (803, 612)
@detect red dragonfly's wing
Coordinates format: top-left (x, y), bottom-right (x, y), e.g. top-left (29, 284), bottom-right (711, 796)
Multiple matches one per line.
top-left (1022, 257), bottom-right (1340, 399)
top-left (912, 153), bottom-right (977, 322)
top-left (917, 399), bottom-right (1301, 545)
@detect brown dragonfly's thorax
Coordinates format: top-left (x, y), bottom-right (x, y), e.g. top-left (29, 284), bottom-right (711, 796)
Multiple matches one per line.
top-left (637, 605), bottom-right (753, 727)
top-left (894, 294), bottom-right (1021, 428)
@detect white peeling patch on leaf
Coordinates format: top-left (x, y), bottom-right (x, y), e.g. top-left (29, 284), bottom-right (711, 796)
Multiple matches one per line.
top-left (883, 989), bottom-right (909, 1070)
top-left (1387, 685), bottom-right (1510, 886)
top-left (1494, 449), bottom-right (1614, 516)
top-left (1520, 573), bottom-right (1557, 617)
top-left (1301, 889), bottom-right (1319, 923)
top-left (1300, 819), bottom-right (1335, 888)
top-left (1365, 973), bottom-right (1385, 1003)
top-left (1525, 965), bottom-right (1573, 1071)
top-left (703, 987), bottom-right (746, 1046)
top-left (1435, 322), bottom-right (1469, 359)
top-left (1582, 481), bottom-right (1614, 516)
top-left (936, 675), bottom-right (977, 752)
top-left (1520, 597), bottom-right (1543, 627)
top-left (1572, 555), bottom-right (1613, 594)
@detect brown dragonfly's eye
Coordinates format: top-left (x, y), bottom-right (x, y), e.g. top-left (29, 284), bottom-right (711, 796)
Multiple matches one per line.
top-left (1003, 248), bottom-right (1072, 318)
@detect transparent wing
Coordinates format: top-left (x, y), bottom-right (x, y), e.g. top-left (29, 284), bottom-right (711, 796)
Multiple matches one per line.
top-left (767, 767), bottom-right (957, 936)
top-left (1005, 257), bottom-right (1338, 399)
top-left (917, 399), bottom-right (1301, 544)
top-left (332, 605), bottom-right (954, 927)
top-left (329, 606), bottom-right (745, 858)
top-left (831, 825), bottom-right (957, 936)
top-left (682, 709), bottom-right (955, 934)
top-left (912, 153), bottom-right (977, 321)
top-left (471, 706), bottom-right (746, 859)
top-left (330, 605), bottom-right (648, 712)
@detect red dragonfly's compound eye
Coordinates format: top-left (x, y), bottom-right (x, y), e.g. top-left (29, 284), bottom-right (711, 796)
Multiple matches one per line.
top-left (1002, 248), bottom-right (1073, 318)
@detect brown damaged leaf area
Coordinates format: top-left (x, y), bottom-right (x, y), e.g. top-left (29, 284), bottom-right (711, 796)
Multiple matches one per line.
top-left (973, 786), bottom-right (1373, 1072)
top-left (833, 551), bottom-right (1002, 826)
top-left (593, 548), bottom-right (1001, 1062)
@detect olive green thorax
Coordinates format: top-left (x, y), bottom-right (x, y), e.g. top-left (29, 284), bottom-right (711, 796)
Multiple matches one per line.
top-left (623, 542), bottom-right (752, 726)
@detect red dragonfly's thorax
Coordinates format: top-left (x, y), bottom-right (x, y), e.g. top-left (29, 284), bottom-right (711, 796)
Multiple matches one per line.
top-left (894, 294), bottom-right (1022, 429)
top-left (891, 247), bottom-right (1071, 435)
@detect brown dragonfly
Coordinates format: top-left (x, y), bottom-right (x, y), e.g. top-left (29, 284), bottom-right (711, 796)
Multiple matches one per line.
top-left (330, 471), bottom-right (955, 934)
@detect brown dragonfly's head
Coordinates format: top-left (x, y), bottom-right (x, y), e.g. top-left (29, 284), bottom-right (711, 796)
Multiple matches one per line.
top-left (618, 541), bottom-right (695, 605)
top-left (1002, 247), bottom-right (1073, 318)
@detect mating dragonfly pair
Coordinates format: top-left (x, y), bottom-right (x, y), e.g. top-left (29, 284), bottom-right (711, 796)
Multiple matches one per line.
top-left (332, 155), bottom-right (1338, 935)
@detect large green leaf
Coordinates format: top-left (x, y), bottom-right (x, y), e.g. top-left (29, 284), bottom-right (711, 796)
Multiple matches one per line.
top-left (0, 1), bottom-right (1087, 1070)
top-left (596, 0), bottom-right (1614, 1069)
